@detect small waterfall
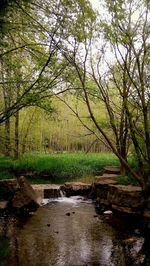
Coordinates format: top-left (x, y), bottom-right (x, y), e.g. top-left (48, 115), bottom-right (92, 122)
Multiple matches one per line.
top-left (40, 186), bottom-right (66, 205)
top-left (59, 189), bottom-right (66, 197)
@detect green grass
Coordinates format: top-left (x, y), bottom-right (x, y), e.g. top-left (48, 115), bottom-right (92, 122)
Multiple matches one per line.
top-left (117, 175), bottom-right (139, 186)
top-left (0, 153), bottom-right (141, 185)
top-left (0, 152), bottom-right (120, 183)
top-left (0, 157), bottom-right (13, 171)
top-left (0, 157), bottom-right (14, 180)
top-left (0, 171), bottom-right (14, 180)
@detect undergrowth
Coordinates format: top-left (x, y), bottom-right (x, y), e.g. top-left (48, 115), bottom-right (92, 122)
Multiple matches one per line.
top-left (0, 153), bottom-right (140, 185)
top-left (0, 152), bottom-right (119, 183)
top-left (117, 175), bottom-right (139, 186)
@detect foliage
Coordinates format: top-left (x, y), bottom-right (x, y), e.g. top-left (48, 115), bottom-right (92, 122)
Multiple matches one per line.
top-left (0, 153), bottom-right (119, 183)
top-left (0, 96), bottom-right (110, 156)
top-left (0, 157), bottom-right (13, 171)
top-left (0, 171), bottom-right (14, 180)
top-left (0, 0), bottom-right (97, 158)
top-left (14, 152), bottom-right (119, 182)
top-left (60, 0), bottom-right (150, 189)
top-left (0, 157), bottom-right (14, 180)
top-left (0, 0), bottom-right (149, 191)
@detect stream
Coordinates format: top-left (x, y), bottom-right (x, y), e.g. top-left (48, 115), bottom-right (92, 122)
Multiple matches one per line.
top-left (0, 196), bottom-right (149, 266)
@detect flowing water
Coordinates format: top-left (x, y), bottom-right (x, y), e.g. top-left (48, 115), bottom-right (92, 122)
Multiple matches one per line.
top-left (0, 196), bottom-right (149, 266)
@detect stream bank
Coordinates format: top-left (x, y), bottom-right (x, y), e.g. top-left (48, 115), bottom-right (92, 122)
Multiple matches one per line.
top-left (0, 172), bottom-right (150, 265)
top-left (0, 171), bottom-right (150, 220)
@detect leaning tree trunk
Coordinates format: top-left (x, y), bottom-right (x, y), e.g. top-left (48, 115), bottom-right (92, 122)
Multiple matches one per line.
top-left (14, 111), bottom-right (19, 159)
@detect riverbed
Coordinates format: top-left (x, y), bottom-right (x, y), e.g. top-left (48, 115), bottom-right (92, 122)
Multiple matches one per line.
top-left (0, 196), bottom-right (149, 266)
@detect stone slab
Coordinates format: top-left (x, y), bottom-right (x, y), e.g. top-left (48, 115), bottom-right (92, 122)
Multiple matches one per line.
top-left (93, 178), bottom-right (148, 216)
top-left (102, 166), bottom-right (120, 174)
top-left (60, 182), bottom-right (92, 197)
top-left (32, 184), bottom-right (61, 199)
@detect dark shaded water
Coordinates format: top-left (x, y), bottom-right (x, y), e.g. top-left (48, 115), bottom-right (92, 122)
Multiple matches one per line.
top-left (0, 196), bottom-right (149, 266)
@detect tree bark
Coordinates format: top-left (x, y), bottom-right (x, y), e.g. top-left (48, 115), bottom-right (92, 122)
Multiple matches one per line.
top-left (4, 118), bottom-right (10, 156)
top-left (14, 111), bottom-right (19, 159)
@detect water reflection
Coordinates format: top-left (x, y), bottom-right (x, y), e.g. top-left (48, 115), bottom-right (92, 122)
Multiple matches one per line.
top-left (0, 197), bottom-right (149, 266)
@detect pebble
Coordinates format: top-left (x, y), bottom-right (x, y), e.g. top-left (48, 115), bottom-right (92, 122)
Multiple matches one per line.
top-left (103, 210), bottom-right (113, 215)
top-left (66, 212), bottom-right (71, 216)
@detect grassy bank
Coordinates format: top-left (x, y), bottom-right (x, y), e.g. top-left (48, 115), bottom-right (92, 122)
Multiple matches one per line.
top-left (0, 152), bottom-right (120, 184)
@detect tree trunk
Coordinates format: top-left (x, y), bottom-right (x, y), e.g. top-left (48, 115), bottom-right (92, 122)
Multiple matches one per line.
top-left (4, 118), bottom-right (10, 156)
top-left (14, 111), bottom-right (19, 159)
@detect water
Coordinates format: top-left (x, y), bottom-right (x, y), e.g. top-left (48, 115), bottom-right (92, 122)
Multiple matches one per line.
top-left (0, 196), bottom-right (149, 266)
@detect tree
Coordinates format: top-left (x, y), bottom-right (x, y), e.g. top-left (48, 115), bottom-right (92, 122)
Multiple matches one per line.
top-left (0, 0), bottom-right (96, 157)
top-left (101, 0), bottom-right (150, 190)
top-left (57, 0), bottom-right (150, 191)
top-left (0, 0), bottom-right (64, 156)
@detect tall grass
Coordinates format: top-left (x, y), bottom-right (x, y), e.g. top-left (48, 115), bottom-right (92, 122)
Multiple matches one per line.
top-left (0, 157), bottom-right (14, 180)
top-left (0, 153), bottom-right (120, 183)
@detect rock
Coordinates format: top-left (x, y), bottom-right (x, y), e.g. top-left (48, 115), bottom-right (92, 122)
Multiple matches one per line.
top-left (134, 229), bottom-right (140, 235)
top-left (31, 185), bottom-right (44, 203)
top-left (93, 179), bottom-right (117, 208)
top-left (102, 174), bottom-right (121, 179)
top-left (0, 201), bottom-right (8, 210)
top-left (123, 236), bottom-right (145, 265)
top-left (102, 166), bottom-right (121, 175)
top-left (108, 185), bottom-right (143, 214)
top-left (94, 175), bottom-right (118, 182)
top-left (11, 176), bottom-right (39, 213)
top-left (28, 212), bottom-right (36, 216)
top-left (0, 177), bottom-right (39, 213)
top-left (66, 212), bottom-right (71, 216)
top-left (94, 178), bottom-right (144, 215)
top-left (143, 210), bottom-right (150, 218)
top-left (60, 182), bottom-right (92, 197)
top-left (32, 184), bottom-right (61, 200)
top-left (112, 205), bottom-right (136, 214)
top-left (0, 179), bottom-right (19, 200)
top-left (103, 210), bottom-right (113, 215)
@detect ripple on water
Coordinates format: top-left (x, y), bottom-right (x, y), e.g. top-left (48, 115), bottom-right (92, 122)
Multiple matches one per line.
top-left (0, 197), bottom-right (148, 266)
